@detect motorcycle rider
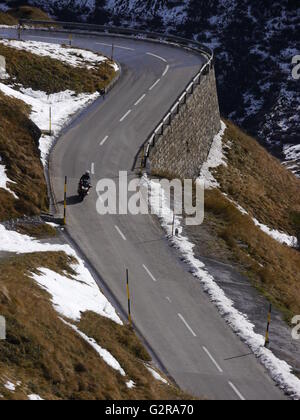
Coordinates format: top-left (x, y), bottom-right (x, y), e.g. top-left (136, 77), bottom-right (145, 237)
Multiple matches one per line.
top-left (78, 170), bottom-right (92, 197)
top-left (79, 170), bottom-right (91, 186)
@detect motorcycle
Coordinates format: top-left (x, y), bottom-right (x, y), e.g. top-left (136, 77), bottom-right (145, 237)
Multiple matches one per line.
top-left (78, 179), bottom-right (92, 201)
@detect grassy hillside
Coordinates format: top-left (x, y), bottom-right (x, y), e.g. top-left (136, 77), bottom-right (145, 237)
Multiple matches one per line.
top-left (0, 6), bottom-right (51, 25)
top-left (0, 12), bottom-right (17, 26)
top-left (8, 5), bottom-right (52, 21)
top-left (187, 120), bottom-right (300, 321)
top-left (216, 121), bottom-right (300, 236)
top-left (0, 92), bottom-right (48, 220)
top-left (0, 247), bottom-right (191, 400)
top-left (0, 43), bottom-right (116, 95)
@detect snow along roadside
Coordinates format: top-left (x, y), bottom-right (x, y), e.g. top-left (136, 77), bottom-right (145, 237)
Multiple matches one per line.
top-left (144, 175), bottom-right (300, 399)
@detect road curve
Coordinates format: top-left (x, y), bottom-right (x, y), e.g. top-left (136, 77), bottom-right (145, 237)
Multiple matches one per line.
top-left (1, 28), bottom-right (285, 400)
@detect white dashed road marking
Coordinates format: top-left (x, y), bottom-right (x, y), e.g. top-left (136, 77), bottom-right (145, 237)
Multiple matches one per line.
top-left (135, 94), bottom-right (146, 106)
top-left (100, 135), bottom-right (109, 146)
top-left (202, 347), bottom-right (223, 373)
top-left (178, 314), bottom-right (197, 337)
top-left (29, 35), bottom-right (67, 42)
top-left (147, 52), bottom-right (167, 63)
top-left (120, 110), bottom-right (132, 122)
top-left (96, 42), bottom-right (135, 51)
top-left (143, 265), bottom-right (157, 282)
top-left (163, 65), bottom-right (170, 77)
top-left (149, 79), bottom-right (161, 91)
top-left (228, 382), bottom-right (246, 401)
top-left (115, 225), bottom-right (127, 241)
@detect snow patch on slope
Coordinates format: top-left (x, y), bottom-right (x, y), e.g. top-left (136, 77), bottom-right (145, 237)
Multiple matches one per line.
top-left (200, 120), bottom-right (227, 189)
top-left (0, 156), bottom-right (18, 199)
top-left (0, 82), bottom-right (99, 166)
top-left (283, 144), bottom-right (300, 177)
top-left (31, 267), bottom-right (120, 323)
top-left (146, 366), bottom-right (168, 384)
top-left (63, 320), bottom-right (126, 376)
top-left (224, 194), bottom-right (298, 247)
top-left (253, 219), bottom-right (297, 248)
top-left (0, 39), bottom-right (109, 70)
top-left (0, 224), bottom-right (122, 325)
top-left (126, 380), bottom-right (135, 389)
top-left (28, 394), bottom-right (44, 401)
top-left (200, 122), bottom-right (297, 248)
top-left (4, 381), bottom-right (16, 392)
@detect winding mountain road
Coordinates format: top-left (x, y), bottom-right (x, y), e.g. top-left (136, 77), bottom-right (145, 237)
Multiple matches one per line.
top-left (1, 27), bottom-right (285, 400)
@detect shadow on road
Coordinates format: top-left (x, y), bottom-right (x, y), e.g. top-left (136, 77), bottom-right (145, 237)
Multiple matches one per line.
top-left (58, 195), bottom-right (82, 206)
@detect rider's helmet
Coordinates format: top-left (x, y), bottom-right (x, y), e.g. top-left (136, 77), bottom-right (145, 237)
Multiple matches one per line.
top-left (85, 170), bottom-right (90, 177)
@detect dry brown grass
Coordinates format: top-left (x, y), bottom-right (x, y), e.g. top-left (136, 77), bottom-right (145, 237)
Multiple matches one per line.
top-left (215, 120), bottom-right (300, 235)
top-left (14, 222), bottom-right (57, 239)
top-left (0, 12), bottom-right (17, 26)
top-left (202, 189), bottom-right (300, 321)
top-left (78, 313), bottom-right (191, 400)
top-left (0, 92), bottom-right (48, 221)
top-left (0, 250), bottom-right (192, 400)
top-left (0, 43), bottom-right (116, 95)
top-left (0, 6), bottom-right (51, 26)
top-left (8, 6), bottom-right (52, 22)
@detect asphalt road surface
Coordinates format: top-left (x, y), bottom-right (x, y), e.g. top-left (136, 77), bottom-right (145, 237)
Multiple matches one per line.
top-left (1, 28), bottom-right (285, 400)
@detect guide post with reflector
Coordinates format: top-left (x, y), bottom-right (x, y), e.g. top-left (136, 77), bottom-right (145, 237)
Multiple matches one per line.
top-left (63, 176), bottom-right (67, 225)
top-left (264, 304), bottom-right (272, 348)
top-left (126, 269), bottom-right (132, 327)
